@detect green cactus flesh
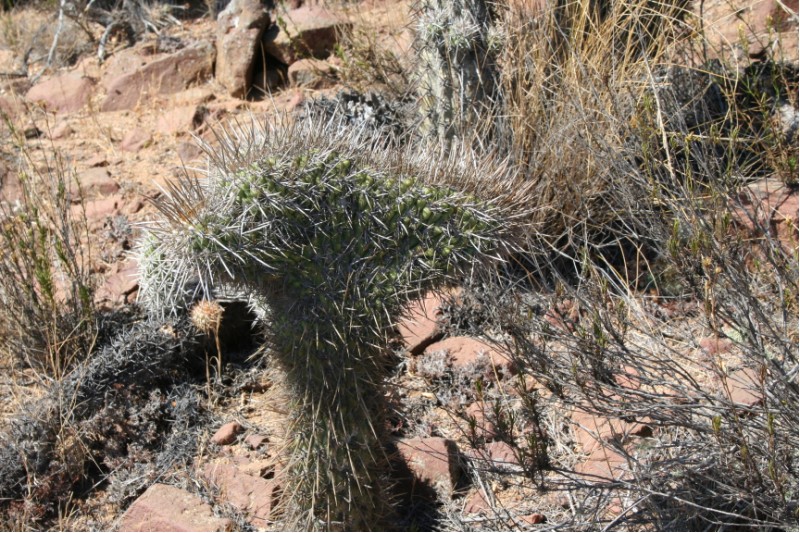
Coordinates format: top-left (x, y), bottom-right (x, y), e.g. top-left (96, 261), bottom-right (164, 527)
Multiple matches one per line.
top-left (139, 139), bottom-right (512, 530)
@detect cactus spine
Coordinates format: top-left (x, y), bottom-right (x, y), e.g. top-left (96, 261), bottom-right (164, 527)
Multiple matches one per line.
top-left (414, 0), bottom-right (504, 150)
top-left (138, 119), bottom-right (520, 530)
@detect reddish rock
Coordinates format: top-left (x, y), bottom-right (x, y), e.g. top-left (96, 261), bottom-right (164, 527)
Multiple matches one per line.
top-left (570, 409), bottom-right (651, 454)
top-left (288, 58), bottom-right (335, 88)
top-left (544, 298), bottom-right (581, 332)
top-left (49, 121), bottom-right (73, 140)
top-left (157, 105), bottom-right (206, 136)
top-left (285, 90), bottom-right (305, 112)
top-left (101, 41), bottom-right (215, 112)
top-left (697, 0), bottom-right (798, 60)
top-left (464, 401), bottom-right (498, 440)
top-left (25, 74), bottom-right (94, 114)
top-left (263, 6), bottom-right (350, 65)
top-left (97, 259), bottom-right (139, 306)
top-left (463, 488), bottom-right (490, 514)
top-left (202, 461), bottom-right (280, 528)
top-left (732, 176), bottom-right (799, 253)
top-left (120, 128), bottom-right (152, 152)
top-left (118, 483), bottom-right (232, 532)
top-left (396, 437), bottom-right (460, 497)
top-left (424, 336), bottom-right (515, 376)
top-left (725, 368), bottom-right (763, 407)
top-left (244, 434), bottom-right (268, 450)
top-left (699, 335), bottom-right (734, 356)
top-left (216, 0), bottom-right (271, 98)
top-left (0, 95), bottom-right (22, 120)
top-left (574, 447), bottom-right (627, 481)
top-left (74, 167), bottom-right (120, 197)
top-left (176, 141), bottom-right (205, 163)
top-left (397, 292), bottom-right (444, 354)
top-left (520, 513), bottom-right (546, 525)
top-left (75, 195), bottom-right (123, 227)
top-left (85, 155), bottom-right (109, 168)
top-left (212, 421), bottom-right (243, 445)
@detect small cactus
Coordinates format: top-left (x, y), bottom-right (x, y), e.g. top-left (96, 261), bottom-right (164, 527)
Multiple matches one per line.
top-left (138, 118), bottom-right (521, 530)
top-left (413, 0), bottom-right (505, 150)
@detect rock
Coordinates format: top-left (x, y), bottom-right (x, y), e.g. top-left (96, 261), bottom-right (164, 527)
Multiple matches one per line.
top-left (288, 58), bottom-right (335, 88)
top-left (396, 437), bottom-right (460, 497)
top-left (75, 194), bottom-right (123, 226)
top-left (725, 368), bottom-right (763, 407)
top-left (120, 128), bottom-right (152, 152)
top-left (0, 95), bottom-right (22, 120)
top-left (397, 292), bottom-right (444, 354)
top-left (263, 6), bottom-right (350, 65)
top-left (699, 335), bottom-right (734, 356)
top-left (732, 176), bottom-right (798, 253)
top-left (74, 167), bottom-right (120, 198)
top-left (463, 489), bottom-right (490, 514)
top-left (118, 483), bottom-right (232, 532)
top-left (85, 155), bottom-right (109, 168)
top-left (244, 434), bottom-right (268, 450)
top-left (697, 0), bottom-right (798, 60)
top-left (212, 421), bottom-right (243, 445)
top-left (176, 141), bottom-right (205, 163)
top-left (102, 41), bottom-right (215, 112)
top-left (574, 447), bottom-right (628, 481)
top-left (520, 513), bottom-right (547, 525)
top-left (424, 336), bottom-right (516, 376)
top-left (49, 121), bottom-right (73, 140)
top-left (463, 401), bottom-right (498, 440)
top-left (25, 74), bottom-right (94, 114)
top-left (570, 409), bottom-right (651, 454)
top-left (202, 461), bottom-right (280, 528)
top-left (97, 258), bottom-right (139, 306)
top-left (156, 105), bottom-right (206, 136)
top-left (216, 0), bottom-right (271, 98)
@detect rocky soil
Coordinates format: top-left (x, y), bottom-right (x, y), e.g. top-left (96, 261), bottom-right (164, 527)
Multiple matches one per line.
top-left (0, 0), bottom-right (796, 530)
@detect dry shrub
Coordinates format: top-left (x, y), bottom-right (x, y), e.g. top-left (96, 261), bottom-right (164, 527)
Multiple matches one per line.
top-left (0, 135), bottom-right (97, 379)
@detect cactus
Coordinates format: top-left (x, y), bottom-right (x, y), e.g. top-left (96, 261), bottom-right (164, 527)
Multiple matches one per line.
top-left (413, 0), bottom-right (505, 151)
top-left (138, 118), bottom-right (521, 530)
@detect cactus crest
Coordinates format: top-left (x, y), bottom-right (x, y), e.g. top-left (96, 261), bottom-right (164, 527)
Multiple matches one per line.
top-left (138, 117), bottom-right (522, 530)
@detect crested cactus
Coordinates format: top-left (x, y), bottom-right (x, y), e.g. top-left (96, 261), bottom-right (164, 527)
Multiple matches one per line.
top-left (138, 118), bottom-right (522, 530)
top-left (413, 0), bottom-right (505, 150)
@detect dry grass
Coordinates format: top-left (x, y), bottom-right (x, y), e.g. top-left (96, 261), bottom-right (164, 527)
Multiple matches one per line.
top-left (0, 119), bottom-right (97, 380)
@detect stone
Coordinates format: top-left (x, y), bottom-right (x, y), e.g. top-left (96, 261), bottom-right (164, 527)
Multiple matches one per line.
top-left (176, 141), bottom-right (205, 163)
top-left (699, 335), bottom-right (734, 356)
top-left (0, 95), bottom-right (22, 120)
top-left (156, 105), bottom-right (206, 136)
top-left (574, 447), bottom-right (627, 481)
top-left (216, 0), bottom-right (271, 98)
top-left (287, 58), bottom-right (334, 88)
top-left (397, 292), bottom-right (444, 354)
top-left (263, 6), bottom-right (350, 65)
top-left (396, 436), bottom-right (460, 497)
top-left (202, 461), bottom-right (280, 528)
top-left (424, 336), bottom-right (516, 376)
top-left (464, 401), bottom-right (498, 440)
top-left (731, 176), bottom-right (798, 253)
top-left (76, 195), bottom-right (122, 226)
top-left (25, 74), bottom-right (94, 114)
top-left (49, 121), bottom-right (73, 140)
top-left (520, 513), bottom-right (546, 525)
top-left (120, 128), bottom-right (152, 152)
top-left (725, 368), bottom-right (763, 407)
top-left (74, 167), bottom-right (120, 198)
top-left (697, 0), bottom-right (798, 60)
top-left (102, 41), bottom-right (215, 112)
top-left (118, 483), bottom-right (232, 532)
top-left (244, 434), bottom-right (268, 450)
top-left (212, 421), bottom-right (243, 445)
top-left (570, 409), bottom-right (651, 454)
top-left (463, 489), bottom-right (490, 514)
top-left (97, 258), bottom-right (139, 306)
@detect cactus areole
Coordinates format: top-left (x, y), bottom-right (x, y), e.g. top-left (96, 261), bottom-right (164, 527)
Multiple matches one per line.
top-left (138, 120), bottom-right (518, 530)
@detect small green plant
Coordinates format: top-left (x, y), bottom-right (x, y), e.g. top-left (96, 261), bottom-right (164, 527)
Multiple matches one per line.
top-left (138, 117), bottom-right (522, 530)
